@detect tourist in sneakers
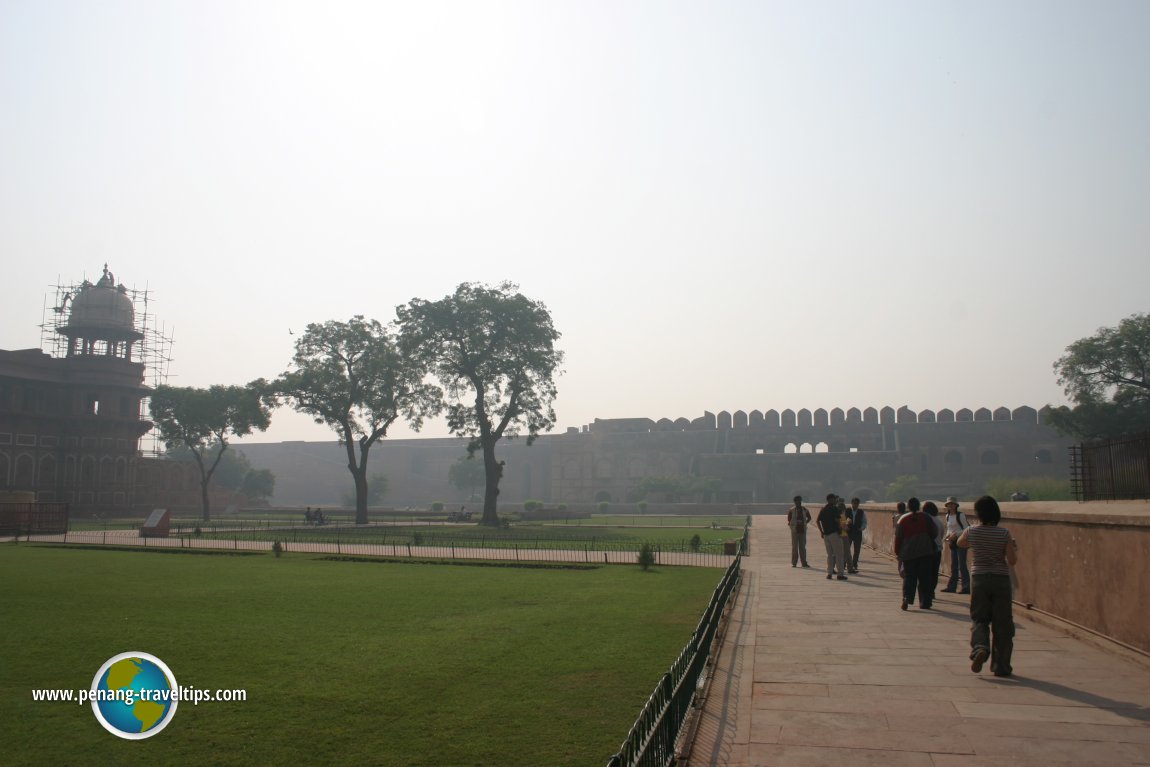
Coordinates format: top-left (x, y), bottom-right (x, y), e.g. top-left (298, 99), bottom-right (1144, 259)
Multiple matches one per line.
top-left (846, 497), bottom-right (867, 573)
top-left (894, 497), bottom-right (936, 609)
top-left (941, 497), bottom-right (970, 593)
top-left (787, 495), bottom-right (812, 567)
top-left (958, 495), bottom-right (1019, 676)
top-left (816, 493), bottom-right (848, 580)
top-left (922, 501), bottom-right (944, 603)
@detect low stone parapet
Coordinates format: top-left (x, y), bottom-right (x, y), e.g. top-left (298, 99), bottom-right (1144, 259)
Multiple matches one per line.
top-left (864, 499), bottom-right (1150, 654)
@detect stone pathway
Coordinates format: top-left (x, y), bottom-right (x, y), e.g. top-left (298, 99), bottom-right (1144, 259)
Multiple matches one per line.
top-left (683, 515), bottom-right (1150, 766)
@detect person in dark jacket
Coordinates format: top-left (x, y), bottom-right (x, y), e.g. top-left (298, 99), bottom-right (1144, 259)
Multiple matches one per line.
top-left (817, 493), bottom-right (848, 580)
top-left (846, 497), bottom-right (867, 573)
top-left (894, 497), bottom-right (938, 610)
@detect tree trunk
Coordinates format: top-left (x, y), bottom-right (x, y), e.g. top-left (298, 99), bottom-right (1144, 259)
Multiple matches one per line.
top-left (200, 478), bottom-right (211, 522)
top-left (480, 440), bottom-right (501, 526)
top-left (353, 465), bottom-right (369, 525)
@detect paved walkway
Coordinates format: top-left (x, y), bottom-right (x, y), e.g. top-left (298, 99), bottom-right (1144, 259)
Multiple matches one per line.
top-left (684, 515), bottom-right (1150, 767)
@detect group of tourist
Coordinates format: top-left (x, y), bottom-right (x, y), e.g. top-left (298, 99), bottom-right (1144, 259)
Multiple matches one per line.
top-left (894, 494), bottom-right (1019, 676)
top-left (788, 492), bottom-right (1020, 678)
top-left (786, 494), bottom-right (867, 578)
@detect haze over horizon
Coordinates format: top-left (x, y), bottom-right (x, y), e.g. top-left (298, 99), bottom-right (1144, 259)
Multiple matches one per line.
top-left (3, 1), bottom-right (1148, 446)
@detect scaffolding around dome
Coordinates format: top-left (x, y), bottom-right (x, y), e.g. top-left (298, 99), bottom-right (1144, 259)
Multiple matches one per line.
top-left (39, 265), bottom-right (175, 457)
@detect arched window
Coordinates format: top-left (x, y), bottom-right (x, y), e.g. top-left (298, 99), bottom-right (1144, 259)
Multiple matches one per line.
top-left (944, 450), bottom-right (963, 473)
top-left (81, 456), bottom-right (96, 485)
top-left (14, 453), bottom-right (34, 485)
top-left (814, 442), bottom-right (830, 453)
top-left (798, 443), bottom-right (814, 454)
top-left (0, 453), bottom-right (9, 488)
top-left (784, 442), bottom-right (798, 454)
top-left (39, 455), bottom-right (57, 487)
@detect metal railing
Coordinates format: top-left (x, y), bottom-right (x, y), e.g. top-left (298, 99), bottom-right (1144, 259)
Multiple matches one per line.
top-left (0, 502), bottom-right (69, 536)
top-left (606, 542), bottom-right (744, 767)
top-left (1070, 432), bottom-right (1150, 501)
top-left (6, 529), bottom-right (739, 569)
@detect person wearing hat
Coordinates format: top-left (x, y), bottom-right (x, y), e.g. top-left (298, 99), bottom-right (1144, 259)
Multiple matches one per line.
top-left (942, 496), bottom-right (970, 593)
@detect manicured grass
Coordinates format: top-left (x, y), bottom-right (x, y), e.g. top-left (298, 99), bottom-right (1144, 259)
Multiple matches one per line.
top-left (0, 545), bottom-right (719, 766)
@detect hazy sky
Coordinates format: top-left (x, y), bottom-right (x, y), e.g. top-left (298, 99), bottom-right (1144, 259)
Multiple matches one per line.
top-left (3, 1), bottom-right (1148, 445)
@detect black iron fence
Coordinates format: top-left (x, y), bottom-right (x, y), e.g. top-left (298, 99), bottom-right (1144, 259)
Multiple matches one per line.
top-left (605, 541), bottom-right (744, 767)
top-left (1070, 432), bottom-right (1150, 501)
top-left (8, 529), bottom-right (738, 569)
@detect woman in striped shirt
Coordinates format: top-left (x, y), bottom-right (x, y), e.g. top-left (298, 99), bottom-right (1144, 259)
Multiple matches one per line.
top-left (957, 495), bottom-right (1019, 676)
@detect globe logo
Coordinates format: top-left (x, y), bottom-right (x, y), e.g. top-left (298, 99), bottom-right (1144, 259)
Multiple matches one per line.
top-left (90, 652), bottom-right (179, 739)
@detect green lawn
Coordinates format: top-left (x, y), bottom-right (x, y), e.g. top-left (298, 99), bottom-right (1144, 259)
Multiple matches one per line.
top-left (0, 545), bottom-right (719, 766)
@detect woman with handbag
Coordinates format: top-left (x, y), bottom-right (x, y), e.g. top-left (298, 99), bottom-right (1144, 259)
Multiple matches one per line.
top-left (942, 497), bottom-right (970, 593)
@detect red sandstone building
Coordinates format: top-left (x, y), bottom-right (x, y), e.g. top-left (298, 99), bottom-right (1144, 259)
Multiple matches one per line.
top-left (0, 267), bottom-right (196, 512)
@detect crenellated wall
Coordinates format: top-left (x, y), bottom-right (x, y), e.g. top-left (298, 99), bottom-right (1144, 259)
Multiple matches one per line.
top-left (591, 404), bottom-right (1049, 433)
top-left (556, 407), bottom-right (1072, 505)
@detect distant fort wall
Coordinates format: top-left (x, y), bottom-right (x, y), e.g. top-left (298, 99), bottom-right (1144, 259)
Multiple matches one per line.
top-left (553, 405), bottom-right (1071, 504)
top-left (231, 404), bottom-right (1071, 507)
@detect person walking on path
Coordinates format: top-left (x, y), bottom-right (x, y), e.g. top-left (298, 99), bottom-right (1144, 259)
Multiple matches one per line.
top-left (817, 493), bottom-right (848, 580)
top-left (787, 495), bottom-right (812, 567)
top-left (846, 497), bottom-right (867, 573)
top-left (835, 496), bottom-right (852, 574)
top-left (894, 497), bottom-right (936, 609)
top-left (958, 495), bottom-right (1019, 676)
top-left (922, 501), bottom-right (945, 604)
top-left (942, 497), bottom-right (970, 593)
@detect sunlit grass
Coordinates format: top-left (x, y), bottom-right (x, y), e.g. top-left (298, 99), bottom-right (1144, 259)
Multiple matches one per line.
top-left (0, 545), bottom-right (718, 767)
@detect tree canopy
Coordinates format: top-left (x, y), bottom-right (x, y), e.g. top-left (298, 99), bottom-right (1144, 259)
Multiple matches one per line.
top-left (1049, 312), bottom-right (1150, 440)
top-left (150, 382), bottom-right (273, 520)
top-left (447, 455), bottom-right (485, 501)
top-left (396, 282), bottom-right (563, 525)
top-left (631, 475), bottom-right (721, 503)
top-left (165, 445), bottom-right (276, 504)
top-left (273, 316), bottom-right (440, 524)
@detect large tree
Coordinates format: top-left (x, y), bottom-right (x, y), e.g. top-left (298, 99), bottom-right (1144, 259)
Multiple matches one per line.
top-left (1049, 312), bottom-right (1150, 440)
top-left (396, 282), bottom-right (563, 526)
top-left (274, 317), bottom-right (440, 524)
top-left (150, 383), bottom-right (274, 520)
top-left (447, 454), bottom-right (485, 502)
top-left (166, 445), bottom-right (276, 505)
